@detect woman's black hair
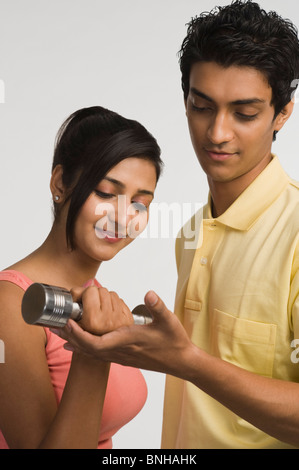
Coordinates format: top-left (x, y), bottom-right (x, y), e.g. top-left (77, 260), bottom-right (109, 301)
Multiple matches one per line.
top-left (179, 0), bottom-right (299, 140)
top-left (52, 106), bottom-right (163, 249)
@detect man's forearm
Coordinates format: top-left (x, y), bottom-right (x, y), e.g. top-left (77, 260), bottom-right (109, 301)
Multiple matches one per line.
top-left (183, 344), bottom-right (299, 447)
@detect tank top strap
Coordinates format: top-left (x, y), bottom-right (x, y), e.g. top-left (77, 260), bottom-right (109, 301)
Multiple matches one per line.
top-left (83, 278), bottom-right (102, 288)
top-left (0, 269), bottom-right (33, 291)
top-left (0, 270), bottom-right (101, 291)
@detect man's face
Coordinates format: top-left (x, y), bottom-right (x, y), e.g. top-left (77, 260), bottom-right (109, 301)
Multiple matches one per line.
top-left (185, 61), bottom-right (292, 187)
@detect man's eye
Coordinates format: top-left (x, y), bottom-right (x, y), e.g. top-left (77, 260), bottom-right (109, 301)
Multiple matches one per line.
top-left (236, 112), bottom-right (258, 121)
top-left (191, 104), bottom-right (212, 113)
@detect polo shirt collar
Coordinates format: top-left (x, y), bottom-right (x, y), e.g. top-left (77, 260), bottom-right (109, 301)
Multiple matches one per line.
top-left (204, 155), bottom-right (289, 231)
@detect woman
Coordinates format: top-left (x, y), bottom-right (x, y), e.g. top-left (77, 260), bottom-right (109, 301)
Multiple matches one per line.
top-left (0, 106), bottom-right (163, 449)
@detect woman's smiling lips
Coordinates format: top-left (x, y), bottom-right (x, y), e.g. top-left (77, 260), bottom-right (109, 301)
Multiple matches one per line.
top-left (95, 226), bottom-right (127, 243)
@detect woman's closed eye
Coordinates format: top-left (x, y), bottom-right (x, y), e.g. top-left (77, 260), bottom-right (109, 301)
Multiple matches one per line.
top-left (131, 201), bottom-right (148, 212)
top-left (94, 189), bottom-right (151, 213)
top-left (94, 190), bottom-right (115, 199)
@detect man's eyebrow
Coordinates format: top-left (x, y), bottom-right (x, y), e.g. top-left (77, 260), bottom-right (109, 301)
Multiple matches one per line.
top-left (190, 87), bottom-right (266, 105)
top-left (103, 177), bottom-right (154, 196)
top-left (232, 98), bottom-right (266, 105)
top-left (190, 88), bottom-right (214, 103)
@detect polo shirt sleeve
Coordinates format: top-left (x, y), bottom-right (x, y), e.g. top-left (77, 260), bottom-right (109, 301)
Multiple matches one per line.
top-left (290, 252), bottom-right (299, 340)
top-left (175, 228), bottom-right (184, 273)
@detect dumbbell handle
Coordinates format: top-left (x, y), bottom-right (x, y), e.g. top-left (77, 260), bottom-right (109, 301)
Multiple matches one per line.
top-left (21, 283), bottom-right (152, 328)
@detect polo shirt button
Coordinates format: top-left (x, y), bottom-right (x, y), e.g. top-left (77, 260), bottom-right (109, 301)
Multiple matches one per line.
top-left (200, 257), bottom-right (208, 265)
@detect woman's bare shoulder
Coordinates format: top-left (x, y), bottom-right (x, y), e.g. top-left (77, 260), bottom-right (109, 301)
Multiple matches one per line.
top-left (0, 280), bottom-right (46, 344)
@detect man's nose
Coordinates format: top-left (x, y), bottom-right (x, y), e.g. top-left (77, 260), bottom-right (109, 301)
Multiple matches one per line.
top-left (207, 112), bottom-right (234, 144)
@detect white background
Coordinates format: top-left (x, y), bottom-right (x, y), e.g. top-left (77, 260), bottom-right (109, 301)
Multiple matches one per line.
top-left (1, 0), bottom-right (299, 449)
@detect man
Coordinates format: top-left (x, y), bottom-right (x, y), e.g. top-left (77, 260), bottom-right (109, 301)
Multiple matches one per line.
top-left (56, 0), bottom-right (299, 448)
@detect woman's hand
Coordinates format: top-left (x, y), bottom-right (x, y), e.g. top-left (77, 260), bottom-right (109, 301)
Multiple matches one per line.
top-left (70, 285), bottom-right (134, 336)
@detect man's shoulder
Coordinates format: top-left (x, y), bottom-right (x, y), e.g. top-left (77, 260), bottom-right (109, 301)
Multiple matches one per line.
top-left (289, 177), bottom-right (299, 191)
top-left (286, 177), bottom-right (299, 209)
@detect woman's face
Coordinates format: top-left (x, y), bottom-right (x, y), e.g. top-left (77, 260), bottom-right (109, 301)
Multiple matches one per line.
top-left (73, 157), bottom-right (157, 263)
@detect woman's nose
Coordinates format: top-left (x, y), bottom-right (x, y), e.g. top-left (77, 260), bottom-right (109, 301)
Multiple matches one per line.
top-left (110, 195), bottom-right (137, 234)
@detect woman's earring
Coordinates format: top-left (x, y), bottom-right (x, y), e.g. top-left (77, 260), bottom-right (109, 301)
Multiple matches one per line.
top-left (54, 195), bottom-right (60, 202)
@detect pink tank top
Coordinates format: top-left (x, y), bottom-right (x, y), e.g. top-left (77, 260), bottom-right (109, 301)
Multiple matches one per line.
top-left (0, 270), bottom-right (147, 449)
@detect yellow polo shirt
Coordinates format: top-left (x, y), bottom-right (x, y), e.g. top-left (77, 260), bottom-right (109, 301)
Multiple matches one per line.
top-left (161, 156), bottom-right (299, 449)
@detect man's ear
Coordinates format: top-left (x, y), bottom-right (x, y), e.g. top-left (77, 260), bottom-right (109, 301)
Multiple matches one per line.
top-left (50, 164), bottom-right (65, 203)
top-left (274, 100), bottom-right (294, 133)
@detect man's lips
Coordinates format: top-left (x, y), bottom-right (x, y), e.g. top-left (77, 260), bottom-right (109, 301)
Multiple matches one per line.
top-left (205, 149), bottom-right (237, 162)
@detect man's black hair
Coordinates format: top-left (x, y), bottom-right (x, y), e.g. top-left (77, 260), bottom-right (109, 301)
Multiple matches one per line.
top-left (179, 0), bottom-right (299, 139)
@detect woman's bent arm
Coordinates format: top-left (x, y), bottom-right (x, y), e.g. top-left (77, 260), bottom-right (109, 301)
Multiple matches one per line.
top-left (0, 283), bottom-right (110, 449)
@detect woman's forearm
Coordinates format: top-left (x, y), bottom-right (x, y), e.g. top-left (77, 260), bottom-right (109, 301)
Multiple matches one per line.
top-left (39, 353), bottom-right (110, 449)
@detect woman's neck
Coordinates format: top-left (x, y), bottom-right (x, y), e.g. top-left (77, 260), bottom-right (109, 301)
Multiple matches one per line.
top-left (11, 224), bottom-right (101, 290)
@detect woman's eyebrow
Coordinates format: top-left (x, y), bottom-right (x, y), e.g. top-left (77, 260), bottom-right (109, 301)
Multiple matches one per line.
top-left (103, 177), bottom-right (154, 196)
top-left (103, 176), bottom-right (125, 188)
top-left (138, 189), bottom-right (154, 197)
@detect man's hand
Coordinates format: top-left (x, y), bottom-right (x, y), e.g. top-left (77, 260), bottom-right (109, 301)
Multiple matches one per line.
top-left (52, 288), bottom-right (195, 378)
